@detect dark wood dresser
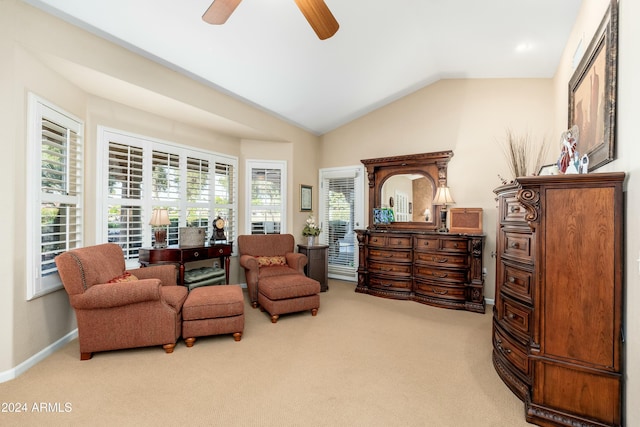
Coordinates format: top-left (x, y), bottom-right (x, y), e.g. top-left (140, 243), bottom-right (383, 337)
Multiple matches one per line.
top-left (355, 229), bottom-right (485, 313)
top-left (493, 173), bottom-right (625, 427)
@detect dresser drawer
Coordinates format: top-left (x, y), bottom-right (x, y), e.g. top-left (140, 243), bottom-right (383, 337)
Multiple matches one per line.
top-left (368, 233), bottom-right (412, 248)
top-left (414, 236), bottom-right (439, 251)
top-left (414, 281), bottom-right (466, 301)
top-left (369, 275), bottom-right (412, 292)
top-left (414, 265), bottom-right (467, 284)
top-left (501, 197), bottom-right (527, 224)
top-left (500, 261), bottom-right (533, 303)
top-left (414, 251), bottom-right (468, 268)
top-left (369, 261), bottom-right (412, 276)
top-left (368, 248), bottom-right (412, 262)
top-left (493, 324), bottom-right (530, 377)
top-left (414, 236), bottom-right (469, 253)
top-left (498, 295), bottom-right (532, 344)
top-left (441, 238), bottom-right (469, 252)
top-left (501, 231), bottom-right (533, 263)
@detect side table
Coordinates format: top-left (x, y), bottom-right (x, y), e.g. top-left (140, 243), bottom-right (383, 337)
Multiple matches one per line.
top-left (139, 243), bottom-right (232, 286)
top-left (297, 244), bottom-right (329, 292)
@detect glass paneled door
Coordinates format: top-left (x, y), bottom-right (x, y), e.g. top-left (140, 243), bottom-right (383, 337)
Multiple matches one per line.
top-left (319, 166), bottom-right (364, 281)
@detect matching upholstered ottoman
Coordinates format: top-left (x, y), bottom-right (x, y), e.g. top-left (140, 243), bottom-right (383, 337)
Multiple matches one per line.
top-left (258, 275), bottom-right (320, 323)
top-left (182, 285), bottom-right (245, 347)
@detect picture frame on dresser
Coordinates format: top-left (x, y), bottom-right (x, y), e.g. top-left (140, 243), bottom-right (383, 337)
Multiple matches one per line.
top-left (568, 0), bottom-right (618, 171)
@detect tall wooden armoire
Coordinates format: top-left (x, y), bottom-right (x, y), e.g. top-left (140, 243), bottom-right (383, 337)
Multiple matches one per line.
top-left (493, 173), bottom-right (625, 427)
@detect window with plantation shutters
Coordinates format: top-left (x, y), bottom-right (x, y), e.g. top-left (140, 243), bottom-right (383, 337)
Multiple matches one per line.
top-left (27, 94), bottom-right (84, 300)
top-left (246, 160), bottom-right (286, 234)
top-left (213, 162), bottom-right (236, 243)
top-left (99, 128), bottom-right (238, 262)
top-left (319, 166), bottom-right (365, 282)
top-left (107, 142), bottom-right (144, 258)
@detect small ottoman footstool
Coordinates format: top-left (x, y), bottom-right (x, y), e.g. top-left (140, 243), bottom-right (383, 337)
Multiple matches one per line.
top-left (182, 285), bottom-right (245, 347)
top-left (258, 275), bottom-right (320, 323)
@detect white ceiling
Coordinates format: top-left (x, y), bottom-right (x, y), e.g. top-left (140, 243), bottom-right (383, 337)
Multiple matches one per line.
top-left (24, 0), bottom-right (582, 136)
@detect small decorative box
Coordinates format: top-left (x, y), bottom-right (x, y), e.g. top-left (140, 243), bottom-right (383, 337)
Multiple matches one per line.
top-left (179, 227), bottom-right (206, 247)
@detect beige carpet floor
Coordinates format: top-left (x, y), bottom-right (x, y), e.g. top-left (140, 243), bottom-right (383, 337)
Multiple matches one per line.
top-left (0, 280), bottom-right (531, 427)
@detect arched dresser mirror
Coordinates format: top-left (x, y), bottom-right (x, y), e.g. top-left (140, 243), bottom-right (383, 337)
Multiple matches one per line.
top-left (361, 150), bottom-right (453, 230)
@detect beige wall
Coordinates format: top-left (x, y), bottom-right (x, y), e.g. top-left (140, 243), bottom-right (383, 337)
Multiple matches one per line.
top-left (321, 78), bottom-right (555, 302)
top-left (2, 0), bottom-right (638, 423)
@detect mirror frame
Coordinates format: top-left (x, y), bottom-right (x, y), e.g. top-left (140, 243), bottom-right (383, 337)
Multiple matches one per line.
top-left (361, 151), bottom-right (453, 230)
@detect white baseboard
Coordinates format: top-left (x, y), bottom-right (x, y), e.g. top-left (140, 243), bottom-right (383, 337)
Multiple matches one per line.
top-left (0, 329), bottom-right (78, 384)
top-left (485, 298), bottom-right (495, 306)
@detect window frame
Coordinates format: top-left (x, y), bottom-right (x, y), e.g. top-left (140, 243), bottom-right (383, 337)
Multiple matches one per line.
top-left (26, 93), bottom-right (84, 300)
top-left (245, 159), bottom-right (287, 235)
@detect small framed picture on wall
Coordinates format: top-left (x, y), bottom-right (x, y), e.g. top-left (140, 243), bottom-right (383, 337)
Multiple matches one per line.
top-left (300, 185), bottom-right (312, 212)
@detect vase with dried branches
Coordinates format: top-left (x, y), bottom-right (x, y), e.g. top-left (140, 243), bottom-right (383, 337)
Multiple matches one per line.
top-left (499, 129), bottom-right (549, 183)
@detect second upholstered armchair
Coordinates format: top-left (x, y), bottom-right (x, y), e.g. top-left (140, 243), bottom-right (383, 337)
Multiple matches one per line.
top-left (237, 234), bottom-right (308, 308)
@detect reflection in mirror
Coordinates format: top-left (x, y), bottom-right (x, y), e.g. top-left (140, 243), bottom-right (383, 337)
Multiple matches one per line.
top-left (381, 174), bottom-right (434, 222)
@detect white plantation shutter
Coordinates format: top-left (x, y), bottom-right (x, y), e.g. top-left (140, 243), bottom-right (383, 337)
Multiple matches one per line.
top-left (27, 94), bottom-right (84, 299)
top-left (213, 162), bottom-right (237, 243)
top-left (107, 142), bottom-right (144, 258)
top-left (99, 128), bottom-right (238, 258)
top-left (319, 166), bottom-right (364, 281)
top-left (185, 156), bottom-right (210, 229)
top-left (247, 161), bottom-right (286, 234)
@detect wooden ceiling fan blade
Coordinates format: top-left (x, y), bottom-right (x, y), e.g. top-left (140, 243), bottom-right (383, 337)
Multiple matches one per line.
top-left (294, 0), bottom-right (339, 40)
top-left (202, 0), bottom-right (242, 25)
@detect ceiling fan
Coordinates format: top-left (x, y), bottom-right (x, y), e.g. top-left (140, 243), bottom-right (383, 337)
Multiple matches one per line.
top-left (202, 0), bottom-right (339, 40)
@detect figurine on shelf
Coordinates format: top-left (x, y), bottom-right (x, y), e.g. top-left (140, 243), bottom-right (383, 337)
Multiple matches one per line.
top-left (557, 125), bottom-right (581, 174)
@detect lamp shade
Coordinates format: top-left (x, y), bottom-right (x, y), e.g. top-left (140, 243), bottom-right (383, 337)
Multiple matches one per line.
top-left (433, 186), bottom-right (456, 206)
top-left (149, 208), bottom-right (171, 226)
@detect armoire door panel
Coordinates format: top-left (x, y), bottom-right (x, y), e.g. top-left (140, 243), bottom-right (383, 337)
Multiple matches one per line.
top-left (543, 187), bottom-right (616, 368)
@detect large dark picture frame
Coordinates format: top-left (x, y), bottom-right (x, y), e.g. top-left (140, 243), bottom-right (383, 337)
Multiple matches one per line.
top-left (568, 0), bottom-right (618, 171)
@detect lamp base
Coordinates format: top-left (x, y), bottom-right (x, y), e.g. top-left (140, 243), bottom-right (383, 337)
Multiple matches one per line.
top-left (438, 209), bottom-right (449, 233)
top-left (153, 229), bottom-right (168, 249)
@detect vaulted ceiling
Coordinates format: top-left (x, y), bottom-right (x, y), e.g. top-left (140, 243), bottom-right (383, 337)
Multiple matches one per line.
top-left (24, 0), bottom-right (582, 136)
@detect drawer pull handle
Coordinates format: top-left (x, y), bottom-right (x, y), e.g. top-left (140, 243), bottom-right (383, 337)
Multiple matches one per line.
top-left (432, 288), bottom-right (448, 295)
top-left (432, 272), bottom-right (448, 278)
top-left (508, 276), bottom-right (516, 283)
top-left (507, 313), bottom-right (515, 319)
top-left (423, 241), bottom-right (430, 246)
top-left (497, 343), bottom-right (512, 354)
top-left (433, 257), bottom-right (448, 263)
top-left (384, 254), bottom-right (393, 258)
top-left (194, 251), bottom-right (199, 257)
top-left (218, 249), bottom-right (224, 254)
top-left (510, 242), bottom-right (520, 249)
top-left (510, 206), bottom-right (520, 213)
top-left (382, 283), bottom-right (392, 287)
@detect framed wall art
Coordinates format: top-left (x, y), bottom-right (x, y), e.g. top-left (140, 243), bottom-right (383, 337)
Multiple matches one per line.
top-left (300, 184), bottom-right (312, 212)
top-left (568, 0), bottom-right (618, 171)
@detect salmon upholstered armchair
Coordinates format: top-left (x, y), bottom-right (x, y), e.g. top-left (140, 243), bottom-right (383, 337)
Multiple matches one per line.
top-left (55, 243), bottom-right (188, 360)
top-left (238, 234), bottom-right (308, 308)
